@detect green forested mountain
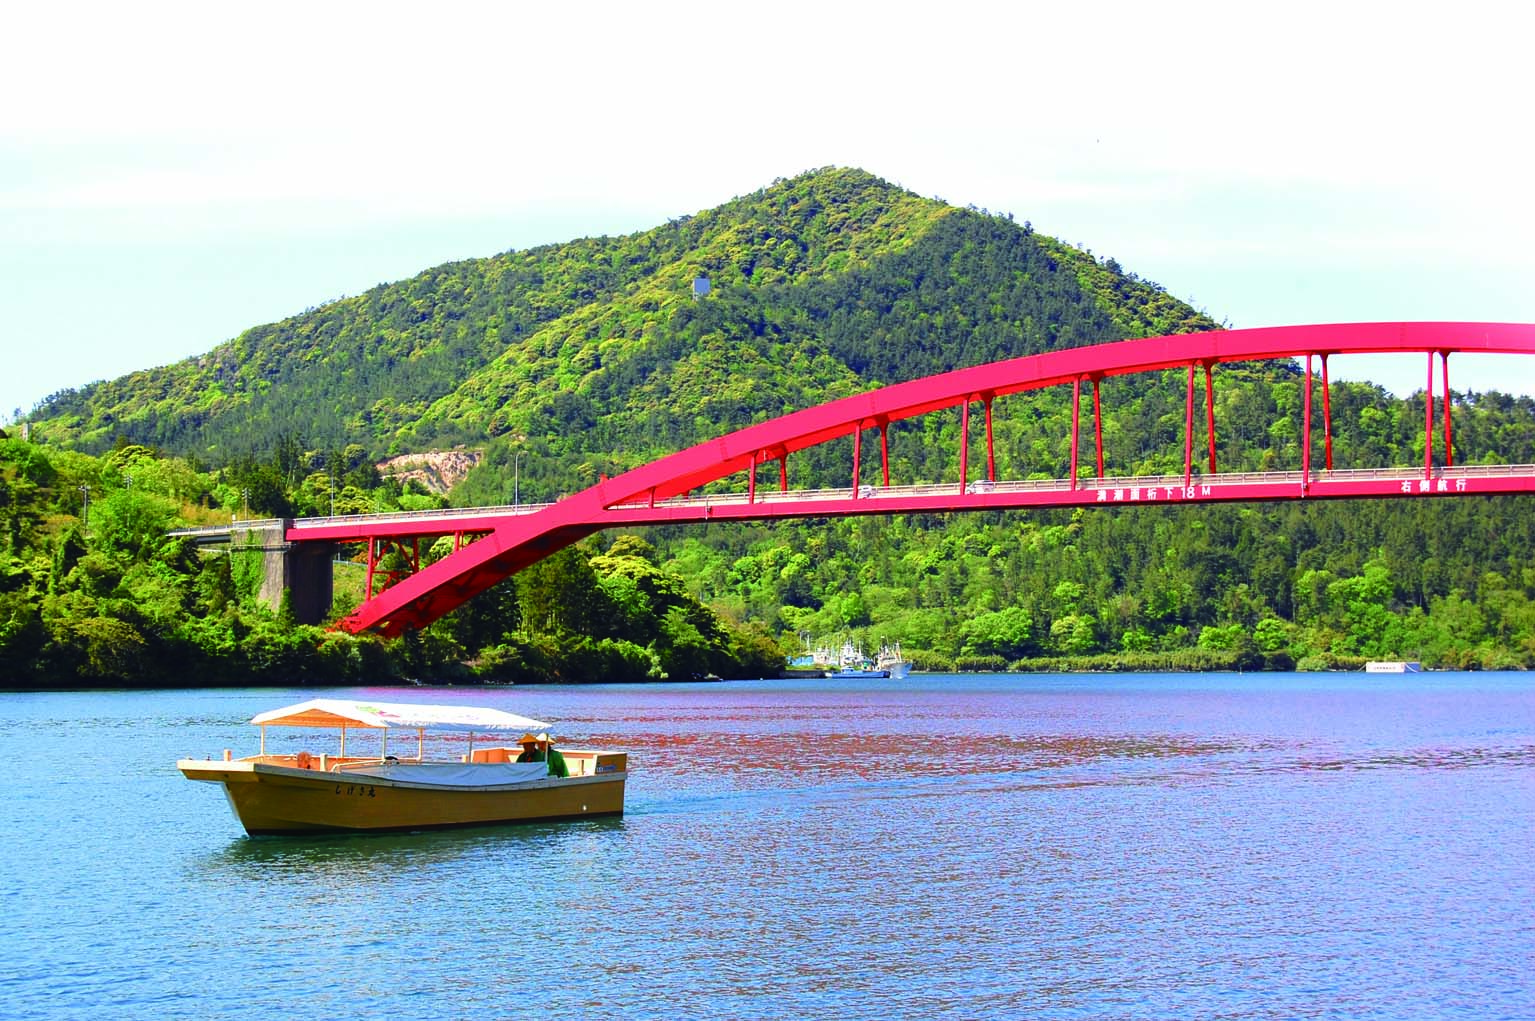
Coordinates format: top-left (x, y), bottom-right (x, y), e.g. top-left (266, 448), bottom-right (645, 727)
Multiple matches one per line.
top-left (28, 168), bottom-right (1210, 464)
top-left (10, 167), bottom-right (1535, 685)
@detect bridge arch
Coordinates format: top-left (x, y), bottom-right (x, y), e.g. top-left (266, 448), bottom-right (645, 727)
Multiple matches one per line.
top-left (297, 322), bottom-right (1535, 636)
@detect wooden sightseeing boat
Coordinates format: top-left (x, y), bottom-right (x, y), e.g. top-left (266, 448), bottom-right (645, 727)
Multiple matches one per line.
top-left (178, 698), bottom-right (627, 836)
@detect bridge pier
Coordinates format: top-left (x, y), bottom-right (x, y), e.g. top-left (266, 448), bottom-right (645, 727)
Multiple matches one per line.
top-left (243, 522), bottom-right (334, 625)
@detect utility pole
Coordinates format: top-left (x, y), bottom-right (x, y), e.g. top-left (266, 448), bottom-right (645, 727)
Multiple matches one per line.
top-left (514, 451), bottom-right (521, 508)
top-left (78, 484), bottom-right (90, 537)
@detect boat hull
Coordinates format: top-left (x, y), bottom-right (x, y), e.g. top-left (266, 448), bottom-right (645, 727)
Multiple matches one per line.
top-left (1365, 661), bottom-right (1423, 673)
top-left (179, 760), bottom-right (626, 836)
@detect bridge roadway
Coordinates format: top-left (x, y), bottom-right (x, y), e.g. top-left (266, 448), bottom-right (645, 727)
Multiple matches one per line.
top-left (168, 463), bottom-right (1535, 546)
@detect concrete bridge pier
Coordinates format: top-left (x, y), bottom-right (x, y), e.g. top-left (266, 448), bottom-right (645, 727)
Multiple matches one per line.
top-left (241, 522), bottom-right (334, 626)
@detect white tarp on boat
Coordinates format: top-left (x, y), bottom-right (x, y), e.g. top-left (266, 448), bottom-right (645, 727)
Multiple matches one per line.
top-left (341, 760), bottom-right (552, 786)
top-left (250, 698), bottom-right (551, 734)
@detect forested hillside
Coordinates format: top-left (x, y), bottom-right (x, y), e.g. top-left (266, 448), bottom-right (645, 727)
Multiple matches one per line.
top-left (3, 423), bottom-right (1534, 689)
top-left (9, 167), bottom-right (1535, 685)
top-left (27, 169), bottom-right (1210, 470)
top-left (0, 439), bottom-right (782, 687)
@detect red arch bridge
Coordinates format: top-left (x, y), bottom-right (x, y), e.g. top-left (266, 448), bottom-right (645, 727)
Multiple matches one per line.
top-left (175, 322), bottom-right (1535, 636)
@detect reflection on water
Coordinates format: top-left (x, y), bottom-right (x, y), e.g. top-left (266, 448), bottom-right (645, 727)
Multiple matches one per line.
top-left (202, 816), bottom-right (628, 876)
top-left (627, 728), bottom-right (1257, 778)
top-left (2, 674), bottom-right (1532, 1021)
top-left (1284, 744), bottom-right (1535, 773)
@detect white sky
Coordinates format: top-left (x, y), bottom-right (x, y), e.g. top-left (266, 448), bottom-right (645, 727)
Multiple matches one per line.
top-left (3, 0), bottom-right (1533, 423)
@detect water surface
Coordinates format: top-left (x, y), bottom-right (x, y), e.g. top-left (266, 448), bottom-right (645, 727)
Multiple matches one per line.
top-left (1, 673), bottom-right (1530, 1019)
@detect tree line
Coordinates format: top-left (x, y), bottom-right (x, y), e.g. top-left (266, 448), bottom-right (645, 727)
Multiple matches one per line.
top-left (0, 436), bottom-right (781, 688)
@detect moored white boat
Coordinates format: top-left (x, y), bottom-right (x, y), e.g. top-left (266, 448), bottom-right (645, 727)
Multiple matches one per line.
top-left (824, 638), bottom-right (889, 679)
top-left (874, 642), bottom-right (912, 679)
top-left (178, 699), bottom-right (627, 836)
top-left (806, 637), bottom-right (911, 679)
top-left (825, 665), bottom-right (890, 679)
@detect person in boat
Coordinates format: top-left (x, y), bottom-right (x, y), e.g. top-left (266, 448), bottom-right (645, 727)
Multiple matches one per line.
top-left (516, 733), bottom-right (569, 777)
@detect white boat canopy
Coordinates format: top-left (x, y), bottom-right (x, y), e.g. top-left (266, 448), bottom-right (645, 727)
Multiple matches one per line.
top-left (249, 699), bottom-right (552, 734)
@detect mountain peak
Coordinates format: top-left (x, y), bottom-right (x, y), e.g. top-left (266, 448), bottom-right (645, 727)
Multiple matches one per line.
top-left (27, 171), bottom-right (1210, 464)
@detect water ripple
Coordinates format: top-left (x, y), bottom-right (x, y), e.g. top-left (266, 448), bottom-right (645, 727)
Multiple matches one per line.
top-left (1, 676), bottom-right (1531, 1020)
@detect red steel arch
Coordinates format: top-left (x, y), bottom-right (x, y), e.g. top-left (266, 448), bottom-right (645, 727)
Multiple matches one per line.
top-left (309, 322), bottom-right (1535, 636)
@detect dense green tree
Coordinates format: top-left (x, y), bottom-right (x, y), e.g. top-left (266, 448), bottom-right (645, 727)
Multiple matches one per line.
top-left (957, 606), bottom-right (1035, 659)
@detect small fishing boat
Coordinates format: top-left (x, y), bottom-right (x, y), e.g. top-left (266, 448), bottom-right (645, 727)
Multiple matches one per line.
top-left (822, 638), bottom-right (889, 679)
top-left (811, 638), bottom-right (910, 679)
top-left (874, 642), bottom-right (912, 680)
top-left (178, 698), bottom-right (627, 836)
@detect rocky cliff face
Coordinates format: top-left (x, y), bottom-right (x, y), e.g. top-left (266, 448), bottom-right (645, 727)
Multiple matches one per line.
top-left (376, 449), bottom-right (482, 494)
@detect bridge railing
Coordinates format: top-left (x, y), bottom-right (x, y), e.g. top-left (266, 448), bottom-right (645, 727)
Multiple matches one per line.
top-left (168, 518), bottom-right (286, 537)
top-left (1319, 463), bottom-right (1535, 481)
top-left (607, 464), bottom-right (1535, 511)
top-left (287, 503), bottom-right (553, 530)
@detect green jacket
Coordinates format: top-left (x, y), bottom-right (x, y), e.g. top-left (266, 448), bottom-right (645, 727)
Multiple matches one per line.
top-left (516, 746), bottom-right (570, 777)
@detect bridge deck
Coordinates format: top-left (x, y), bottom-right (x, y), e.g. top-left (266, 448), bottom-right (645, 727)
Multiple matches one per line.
top-left (165, 464), bottom-right (1535, 545)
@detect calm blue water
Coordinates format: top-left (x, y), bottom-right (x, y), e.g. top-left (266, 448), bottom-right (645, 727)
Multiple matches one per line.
top-left (1, 673), bottom-right (1531, 1020)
